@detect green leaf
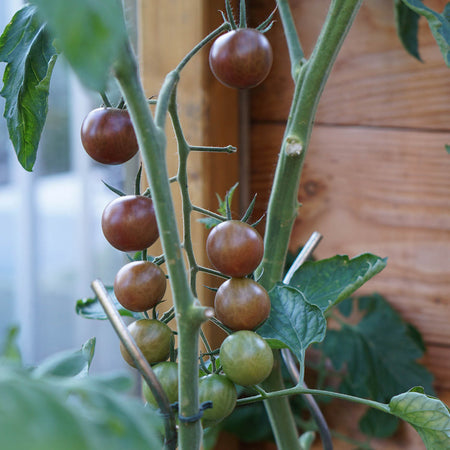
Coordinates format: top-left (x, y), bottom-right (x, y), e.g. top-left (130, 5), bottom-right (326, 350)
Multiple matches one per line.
top-left (401, 0), bottom-right (450, 66)
top-left (32, 338), bottom-right (96, 378)
top-left (359, 408), bottom-right (399, 438)
top-left (221, 402), bottom-right (273, 442)
top-left (0, 5), bottom-right (58, 171)
top-left (395, 0), bottom-right (422, 61)
top-left (389, 389), bottom-right (450, 449)
top-left (299, 431), bottom-right (315, 450)
top-left (446, 144), bottom-right (450, 154)
top-left (288, 254), bottom-right (387, 311)
top-left (0, 364), bottom-right (164, 450)
top-left (30, 0), bottom-right (128, 91)
top-left (76, 286), bottom-right (141, 320)
top-left (0, 326), bottom-right (21, 363)
top-left (322, 294), bottom-right (435, 402)
top-left (258, 284), bottom-right (327, 382)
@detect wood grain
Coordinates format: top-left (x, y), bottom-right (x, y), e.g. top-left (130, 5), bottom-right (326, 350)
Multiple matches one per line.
top-left (250, 122), bottom-right (450, 388)
top-left (249, 0), bottom-right (450, 129)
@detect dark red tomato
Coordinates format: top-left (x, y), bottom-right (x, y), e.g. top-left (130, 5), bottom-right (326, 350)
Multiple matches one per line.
top-left (101, 195), bottom-right (159, 252)
top-left (142, 361), bottom-right (178, 407)
top-left (120, 319), bottom-right (173, 368)
top-left (80, 107), bottom-right (139, 164)
top-left (215, 278), bottom-right (270, 331)
top-left (199, 374), bottom-right (237, 427)
top-left (114, 261), bottom-right (166, 312)
top-left (209, 28), bottom-right (273, 89)
top-left (219, 330), bottom-right (273, 386)
top-left (206, 220), bottom-right (264, 277)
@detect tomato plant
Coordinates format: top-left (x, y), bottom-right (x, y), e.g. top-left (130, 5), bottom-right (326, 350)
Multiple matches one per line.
top-left (101, 195), bottom-right (159, 252)
top-left (199, 374), bottom-right (237, 427)
top-left (214, 277), bottom-right (270, 330)
top-left (206, 220), bottom-right (264, 277)
top-left (209, 28), bottom-right (273, 89)
top-left (219, 330), bottom-right (274, 386)
top-left (143, 361), bottom-right (179, 407)
top-left (2, 0), bottom-right (448, 449)
top-left (120, 319), bottom-right (173, 367)
top-left (81, 107), bottom-right (139, 164)
top-left (114, 260), bottom-right (166, 312)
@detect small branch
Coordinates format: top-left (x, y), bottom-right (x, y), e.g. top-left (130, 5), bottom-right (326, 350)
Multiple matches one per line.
top-left (237, 385), bottom-right (390, 415)
top-left (192, 205), bottom-right (227, 222)
top-left (155, 22), bottom-right (230, 130)
top-left (189, 145), bottom-right (236, 153)
top-left (277, 0), bottom-right (305, 79)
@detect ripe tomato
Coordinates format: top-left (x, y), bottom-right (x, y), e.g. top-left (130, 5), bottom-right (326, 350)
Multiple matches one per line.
top-left (209, 28), bottom-right (273, 89)
top-left (80, 107), bottom-right (139, 164)
top-left (215, 278), bottom-right (270, 331)
top-left (219, 330), bottom-right (274, 386)
top-left (101, 195), bottom-right (159, 252)
top-left (120, 319), bottom-right (172, 368)
top-left (142, 361), bottom-right (178, 407)
top-left (114, 261), bottom-right (166, 312)
top-left (199, 374), bottom-right (237, 427)
top-left (206, 220), bottom-right (264, 277)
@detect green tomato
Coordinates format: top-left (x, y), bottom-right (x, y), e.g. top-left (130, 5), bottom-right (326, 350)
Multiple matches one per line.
top-left (199, 374), bottom-right (237, 427)
top-left (120, 319), bottom-right (173, 368)
top-left (219, 330), bottom-right (274, 386)
top-left (142, 361), bottom-right (178, 408)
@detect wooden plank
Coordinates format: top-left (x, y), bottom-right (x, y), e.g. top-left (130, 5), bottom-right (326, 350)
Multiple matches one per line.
top-left (250, 122), bottom-right (450, 388)
top-left (249, 0), bottom-right (450, 129)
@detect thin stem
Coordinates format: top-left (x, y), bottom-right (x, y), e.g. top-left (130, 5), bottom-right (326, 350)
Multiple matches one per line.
top-left (196, 265), bottom-right (229, 279)
top-left (155, 22), bottom-right (230, 129)
top-left (238, 385), bottom-right (391, 415)
top-left (192, 205), bottom-right (227, 222)
top-left (277, 0), bottom-right (305, 79)
top-left (189, 145), bottom-right (236, 153)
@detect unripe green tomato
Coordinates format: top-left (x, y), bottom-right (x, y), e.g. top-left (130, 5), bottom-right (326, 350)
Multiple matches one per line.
top-left (142, 361), bottom-right (178, 408)
top-left (199, 374), bottom-right (237, 427)
top-left (219, 330), bottom-right (274, 386)
top-left (120, 319), bottom-right (173, 368)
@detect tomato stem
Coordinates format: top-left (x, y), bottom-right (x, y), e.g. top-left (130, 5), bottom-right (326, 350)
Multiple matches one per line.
top-left (258, 1), bottom-right (365, 449)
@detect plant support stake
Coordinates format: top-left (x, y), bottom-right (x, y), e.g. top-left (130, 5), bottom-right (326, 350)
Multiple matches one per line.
top-left (281, 232), bottom-right (333, 450)
top-left (91, 279), bottom-right (177, 450)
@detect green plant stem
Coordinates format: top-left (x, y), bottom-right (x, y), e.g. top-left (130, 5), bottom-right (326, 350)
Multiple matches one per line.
top-left (259, 1), bottom-right (364, 449)
top-left (238, 385), bottom-right (391, 415)
top-left (114, 43), bottom-right (210, 450)
top-left (277, 0), bottom-right (305, 79)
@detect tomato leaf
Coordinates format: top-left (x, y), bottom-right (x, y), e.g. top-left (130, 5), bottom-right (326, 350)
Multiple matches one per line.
top-left (394, 0), bottom-right (422, 61)
top-left (258, 284), bottom-right (327, 382)
top-left (389, 388), bottom-right (450, 448)
top-left (32, 338), bottom-right (96, 378)
top-left (400, 0), bottom-right (450, 67)
top-left (0, 4), bottom-right (58, 171)
top-left (288, 253), bottom-right (387, 312)
top-left (322, 293), bottom-right (434, 399)
top-left (30, 0), bottom-right (128, 91)
top-left (358, 408), bottom-right (399, 439)
top-left (0, 363), bottom-right (163, 450)
top-left (75, 286), bottom-right (141, 320)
